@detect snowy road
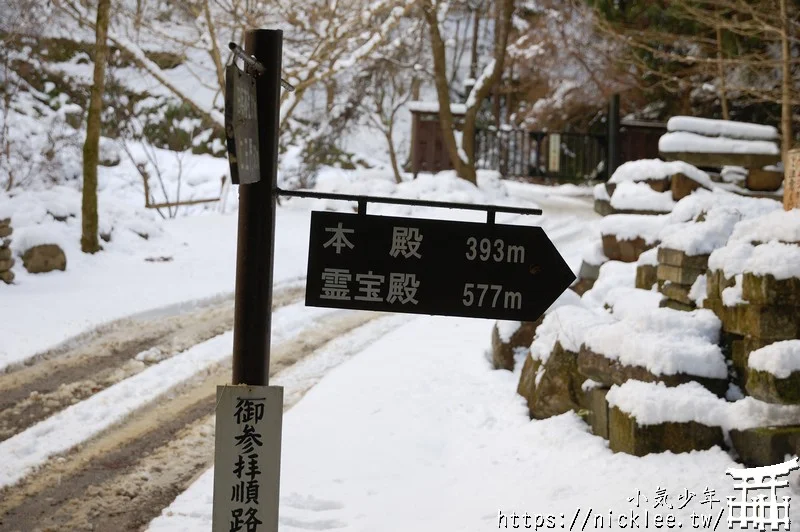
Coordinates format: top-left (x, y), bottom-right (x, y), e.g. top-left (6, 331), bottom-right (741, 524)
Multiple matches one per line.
top-left (0, 185), bottom-right (601, 530)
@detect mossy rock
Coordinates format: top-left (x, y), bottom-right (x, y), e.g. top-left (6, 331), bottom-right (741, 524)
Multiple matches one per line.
top-left (609, 406), bottom-right (725, 456)
top-left (635, 264), bottom-right (657, 290)
top-left (742, 273), bottom-right (800, 306)
top-left (577, 346), bottom-right (728, 396)
top-left (730, 426), bottom-right (800, 467)
top-left (747, 368), bottom-right (800, 405)
top-left (516, 355), bottom-right (541, 413)
top-left (491, 319), bottom-right (542, 371)
top-left (528, 342), bottom-right (586, 419)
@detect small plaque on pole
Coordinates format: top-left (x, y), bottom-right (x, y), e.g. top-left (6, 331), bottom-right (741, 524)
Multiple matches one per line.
top-left (212, 385), bottom-right (283, 532)
top-left (225, 64), bottom-right (261, 185)
top-left (305, 211), bottom-right (575, 322)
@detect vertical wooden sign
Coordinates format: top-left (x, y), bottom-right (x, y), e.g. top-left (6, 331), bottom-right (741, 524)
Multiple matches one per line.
top-left (212, 385), bottom-right (283, 532)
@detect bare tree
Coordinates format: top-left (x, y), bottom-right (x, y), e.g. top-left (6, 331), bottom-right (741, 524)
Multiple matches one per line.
top-left (81, 0), bottom-right (111, 254)
top-left (423, 0), bottom-right (515, 184)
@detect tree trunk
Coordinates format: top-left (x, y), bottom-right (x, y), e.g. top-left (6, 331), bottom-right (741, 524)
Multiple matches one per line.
top-left (423, 0), bottom-right (514, 185)
top-left (81, 0), bottom-right (110, 254)
top-left (715, 24), bottom-right (729, 120)
top-left (779, 0), bottom-right (793, 163)
top-left (423, 3), bottom-right (471, 182)
top-left (203, 0), bottom-right (226, 98)
top-left (469, 6), bottom-right (480, 80)
top-left (385, 128), bottom-right (403, 184)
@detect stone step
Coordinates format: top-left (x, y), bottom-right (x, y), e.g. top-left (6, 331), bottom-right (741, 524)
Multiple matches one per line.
top-left (671, 172), bottom-right (706, 201)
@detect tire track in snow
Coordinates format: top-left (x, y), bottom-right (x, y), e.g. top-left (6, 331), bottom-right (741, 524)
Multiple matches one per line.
top-left (0, 284), bottom-right (304, 443)
top-left (0, 310), bottom-right (408, 531)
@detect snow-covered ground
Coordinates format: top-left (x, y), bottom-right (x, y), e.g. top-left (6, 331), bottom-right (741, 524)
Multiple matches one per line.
top-left (150, 314), bottom-right (756, 532)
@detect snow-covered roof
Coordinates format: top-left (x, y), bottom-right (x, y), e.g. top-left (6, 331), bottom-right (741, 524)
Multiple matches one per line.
top-left (659, 131), bottom-right (780, 155)
top-left (407, 101), bottom-right (468, 115)
top-left (667, 116), bottom-right (779, 141)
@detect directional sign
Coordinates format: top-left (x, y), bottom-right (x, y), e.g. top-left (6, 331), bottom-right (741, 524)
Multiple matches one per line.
top-left (224, 64), bottom-right (260, 185)
top-left (305, 211), bottom-right (576, 322)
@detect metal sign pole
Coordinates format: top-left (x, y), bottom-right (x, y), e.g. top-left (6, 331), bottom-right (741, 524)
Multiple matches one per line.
top-left (213, 29), bottom-right (283, 532)
top-left (232, 29), bottom-right (282, 386)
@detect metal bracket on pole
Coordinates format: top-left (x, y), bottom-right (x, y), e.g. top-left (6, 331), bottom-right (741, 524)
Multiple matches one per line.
top-left (229, 42), bottom-right (295, 92)
top-left (274, 188), bottom-right (543, 220)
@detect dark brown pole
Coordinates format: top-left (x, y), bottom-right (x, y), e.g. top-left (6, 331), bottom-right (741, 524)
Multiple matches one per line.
top-left (232, 29), bottom-right (282, 385)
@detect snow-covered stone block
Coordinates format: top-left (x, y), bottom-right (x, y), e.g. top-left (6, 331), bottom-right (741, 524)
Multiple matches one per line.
top-left (635, 264), bottom-right (657, 290)
top-left (610, 182), bottom-right (675, 214)
top-left (656, 264), bottom-right (704, 286)
top-left (746, 168), bottom-right (783, 192)
top-left (671, 172), bottom-right (707, 201)
top-left (657, 247), bottom-right (710, 270)
top-left (747, 341), bottom-right (800, 404)
top-left (658, 280), bottom-right (694, 307)
top-left (578, 308), bottom-right (727, 394)
top-left (729, 426), bottom-right (800, 467)
top-left (607, 381), bottom-right (725, 456)
top-left (722, 304), bottom-right (800, 341)
top-left (742, 273), bottom-right (800, 306)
